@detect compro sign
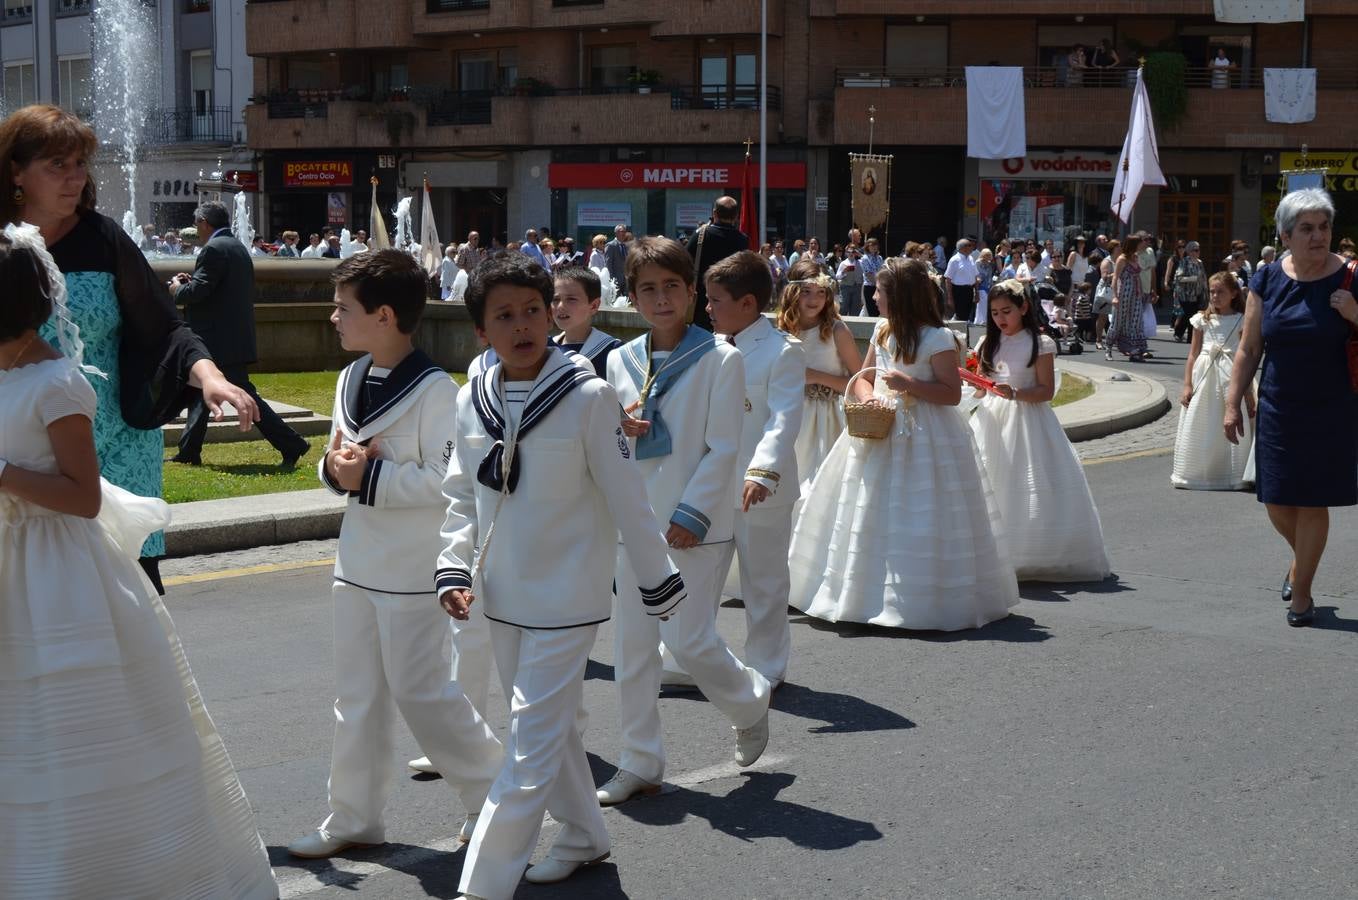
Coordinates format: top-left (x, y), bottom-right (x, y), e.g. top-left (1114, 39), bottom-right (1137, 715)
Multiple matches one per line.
top-left (978, 151), bottom-right (1120, 181)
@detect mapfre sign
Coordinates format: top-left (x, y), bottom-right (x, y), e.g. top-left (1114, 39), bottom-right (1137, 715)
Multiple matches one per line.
top-left (978, 151), bottom-right (1120, 181)
top-left (549, 162), bottom-right (807, 190)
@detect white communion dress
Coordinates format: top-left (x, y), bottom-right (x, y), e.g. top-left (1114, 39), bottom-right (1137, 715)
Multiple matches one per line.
top-left (787, 325), bottom-right (1020, 631)
top-left (0, 358), bottom-right (277, 900)
top-left (969, 333), bottom-right (1111, 581)
top-left (794, 324), bottom-right (849, 494)
top-left (1171, 311), bottom-right (1254, 490)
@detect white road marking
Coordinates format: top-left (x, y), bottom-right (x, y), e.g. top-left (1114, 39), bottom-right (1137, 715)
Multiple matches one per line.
top-left (275, 753), bottom-right (793, 897)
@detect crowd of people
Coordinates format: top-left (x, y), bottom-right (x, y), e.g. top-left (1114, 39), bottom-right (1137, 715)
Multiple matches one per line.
top-left (1, 100), bottom-right (1356, 900)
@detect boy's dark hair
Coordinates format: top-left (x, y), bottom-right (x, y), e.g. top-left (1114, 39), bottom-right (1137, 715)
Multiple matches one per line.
top-left (625, 236), bottom-right (693, 289)
top-left (332, 249), bottom-right (428, 334)
top-left (465, 253), bottom-right (553, 328)
top-left (553, 266), bottom-right (601, 303)
top-left (705, 250), bottom-right (774, 311)
top-left (0, 236), bottom-right (53, 341)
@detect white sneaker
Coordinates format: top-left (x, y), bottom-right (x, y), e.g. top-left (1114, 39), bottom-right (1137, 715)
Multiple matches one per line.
top-left (287, 829), bottom-right (378, 859)
top-left (734, 711), bottom-right (769, 767)
top-left (458, 813), bottom-right (478, 844)
top-left (596, 769), bottom-right (662, 806)
top-left (523, 852), bottom-right (610, 884)
top-left (408, 756), bottom-right (437, 774)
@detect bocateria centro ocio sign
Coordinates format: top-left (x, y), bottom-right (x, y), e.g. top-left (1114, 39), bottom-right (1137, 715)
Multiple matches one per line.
top-left (283, 161), bottom-right (354, 188)
top-left (549, 162), bottom-right (806, 190)
top-left (978, 151), bottom-right (1120, 181)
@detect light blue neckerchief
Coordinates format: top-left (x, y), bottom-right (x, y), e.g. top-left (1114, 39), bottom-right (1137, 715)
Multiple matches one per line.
top-left (619, 325), bottom-right (717, 460)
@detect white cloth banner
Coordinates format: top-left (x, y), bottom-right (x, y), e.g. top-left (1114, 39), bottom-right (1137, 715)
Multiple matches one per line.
top-left (1111, 70), bottom-right (1167, 225)
top-left (965, 67), bottom-right (1026, 160)
top-left (1263, 68), bottom-right (1316, 124)
top-left (419, 183), bottom-right (441, 277)
top-left (1213, 0), bottom-right (1304, 22)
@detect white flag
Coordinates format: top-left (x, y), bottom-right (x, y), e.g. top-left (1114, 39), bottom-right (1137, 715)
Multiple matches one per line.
top-left (368, 179), bottom-right (391, 250)
top-left (419, 179), bottom-right (440, 277)
top-left (1111, 69), bottom-right (1166, 225)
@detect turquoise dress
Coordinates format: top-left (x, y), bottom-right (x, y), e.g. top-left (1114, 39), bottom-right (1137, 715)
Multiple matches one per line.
top-left (41, 210), bottom-right (210, 558)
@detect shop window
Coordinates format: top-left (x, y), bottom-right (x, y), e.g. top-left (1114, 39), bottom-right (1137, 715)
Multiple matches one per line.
top-left (590, 45), bottom-right (634, 91)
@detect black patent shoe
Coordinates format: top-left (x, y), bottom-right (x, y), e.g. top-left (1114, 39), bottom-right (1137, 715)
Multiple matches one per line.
top-left (1287, 598), bottom-right (1315, 628)
top-left (1282, 571), bottom-right (1293, 604)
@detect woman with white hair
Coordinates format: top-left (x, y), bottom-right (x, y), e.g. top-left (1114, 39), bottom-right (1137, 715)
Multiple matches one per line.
top-left (1226, 188), bottom-right (1358, 627)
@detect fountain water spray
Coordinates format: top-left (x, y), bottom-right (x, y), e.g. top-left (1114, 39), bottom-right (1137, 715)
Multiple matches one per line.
top-left (231, 191), bottom-right (254, 249)
top-left (393, 196), bottom-right (413, 249)
top-left (92, 0), bottom-right (159, 241)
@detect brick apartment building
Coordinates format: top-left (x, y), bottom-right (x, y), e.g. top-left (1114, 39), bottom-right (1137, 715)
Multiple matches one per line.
top-left (243, 0), bottom-right (1358, 262)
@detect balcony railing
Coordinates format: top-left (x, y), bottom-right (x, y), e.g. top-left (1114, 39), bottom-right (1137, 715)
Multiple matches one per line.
top-left (426, 89), bottom-right (492, 125)
top-left (55, 0), bottom-right (90, 15)
top-left (837, 65), bottom-right (1358, 91)
top-left (3, 4), bottom-right (33, 20)
top-left (670, 84), bottom-right (781, 111)
top-left (425, 0), bottom-right (487, 11)
top-left (144, 106), bottom-right (233, 143)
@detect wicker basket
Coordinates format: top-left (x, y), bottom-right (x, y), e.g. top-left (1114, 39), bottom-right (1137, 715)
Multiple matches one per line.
top-left (842, 368), bottom-right (897, 440)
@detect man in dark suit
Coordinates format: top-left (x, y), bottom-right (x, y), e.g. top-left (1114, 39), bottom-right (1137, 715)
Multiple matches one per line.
top-left (169, 201), bottom-right (310, 466)
top-left (603, 223), bottom-right (629, 297)
top-left (686, 196), bottom-right (750, 332)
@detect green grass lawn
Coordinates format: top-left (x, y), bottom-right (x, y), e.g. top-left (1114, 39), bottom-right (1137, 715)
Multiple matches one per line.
top-left (163, 370), bottom-right (466, 504)
top-left (1053, 372), bottom-right (1094, 408)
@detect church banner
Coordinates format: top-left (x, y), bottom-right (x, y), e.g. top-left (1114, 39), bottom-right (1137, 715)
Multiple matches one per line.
top-left (849, 153), bottom-right (892, 235)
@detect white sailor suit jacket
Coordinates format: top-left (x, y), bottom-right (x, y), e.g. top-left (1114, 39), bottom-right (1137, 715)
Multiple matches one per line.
top-left (319, 349), bottom-right (456, 595)
top-left (723, 316), bottom-right (806, 510)
top-left (552, 327), bottom-right (622, 379)
top-left (607, 334), bottom-right (746, 545)
top-left (436, 348), bottom-right (684, 628)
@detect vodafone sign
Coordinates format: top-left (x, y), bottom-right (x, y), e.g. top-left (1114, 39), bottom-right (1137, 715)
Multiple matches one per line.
top-left (979, 151), bottom-right (1120, 181)
top-left (550, 162), bottom-right (806, 190)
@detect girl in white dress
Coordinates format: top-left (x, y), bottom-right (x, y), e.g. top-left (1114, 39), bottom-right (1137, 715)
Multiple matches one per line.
top-left (788, 257), bottom-right (1019, 631)
top-left (1172, 271), bottom-right (1254, 490)
top-left (969, 280), bottom-right (1111, 582)
top-left (776, 257), bottom-right (862, 493)
top-left (0, 228), bottom-right (276, 899)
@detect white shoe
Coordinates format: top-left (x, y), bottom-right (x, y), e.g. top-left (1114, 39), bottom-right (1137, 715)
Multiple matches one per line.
top-left (523, 852), bottom-right (611, 884)
top-left (457, 894), bottom-right (487, 899)
top-left (734, 711), bottom-right (769, 767)
top-left (596, 769), bottom-right (662, 806)
top-left (287, 829), bottom-right (379, 859)
top-left (408, 756), bottom-right (437, 774)
top-left (660, 670), bottom-right (699, 691)
top-left (458, 813), bottom-right (478, 844)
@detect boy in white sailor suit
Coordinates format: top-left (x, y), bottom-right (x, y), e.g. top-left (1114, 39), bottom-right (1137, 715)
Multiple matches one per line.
top-left (704, 250), bottom-right (804, 689)
top-left (288, 250), bottom-right (503, 860)
top-left (437, 255), bottom-right (685, 900)
top-left (597, 236), bottom-right (773, 808)
top-left (551, 267), bottom-right (622, 377)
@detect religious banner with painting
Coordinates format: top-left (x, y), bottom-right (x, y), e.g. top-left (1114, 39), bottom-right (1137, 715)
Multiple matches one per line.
top-left (849, 153), bottom-right (892, 236)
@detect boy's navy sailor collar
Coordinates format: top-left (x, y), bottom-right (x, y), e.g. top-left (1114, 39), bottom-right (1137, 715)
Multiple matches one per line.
top-left (336, 348), bottom-right (445, 441)
top-left (553, 327), bottom-right (619, 364)
top-left (469, 345), bottom-right (597, 493)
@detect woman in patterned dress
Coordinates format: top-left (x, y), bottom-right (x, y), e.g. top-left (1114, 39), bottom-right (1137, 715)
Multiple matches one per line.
top-left (1106, 233), bottom-right (1148, 362)
top-left (0, 105), bottom-right (258, 591)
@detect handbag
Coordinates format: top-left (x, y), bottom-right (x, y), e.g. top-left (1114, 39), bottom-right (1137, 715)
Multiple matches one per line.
top-left (1342, 260), bottom-right (1358, 394)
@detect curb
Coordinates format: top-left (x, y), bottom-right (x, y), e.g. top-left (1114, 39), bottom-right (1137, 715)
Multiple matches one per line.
top-left (1055, 360), bottom-right (1171, 443)
top-left (163, 360), bottom-right (1169, 558)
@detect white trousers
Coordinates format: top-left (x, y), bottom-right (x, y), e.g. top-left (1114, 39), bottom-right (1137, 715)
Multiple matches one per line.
top-left (449, 598), bottom-right (494, 720)
top-left (720, 506), bottom-right (794, 685)
top-left (460, 620), bottom-right (607, 900)
top-left (323, 582), bottom-right (503, 843)
top-left (615, 543), bottom-right (770, 783)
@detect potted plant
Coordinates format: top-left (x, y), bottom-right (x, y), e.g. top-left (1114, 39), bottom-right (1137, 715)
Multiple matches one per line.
top-left (512, 76), bottom-right (553, 97)
top-left (628, 69), bottom-right (661, 94)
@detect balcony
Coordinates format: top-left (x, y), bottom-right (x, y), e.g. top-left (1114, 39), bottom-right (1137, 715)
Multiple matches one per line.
top-left (425, 0), bottom-right (486, 10)
top-left (246, 0), bottom-right (413, 56)
top-left (55, 0), bottom-right (90, 16)
top-left (3, 4), bottom-right (33, 22)
top-left (144, 106), bottom-right (234, 143)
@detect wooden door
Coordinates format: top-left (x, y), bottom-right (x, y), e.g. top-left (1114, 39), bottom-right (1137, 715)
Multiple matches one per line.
top-left (1158, 194), bottom-right (1231, 269)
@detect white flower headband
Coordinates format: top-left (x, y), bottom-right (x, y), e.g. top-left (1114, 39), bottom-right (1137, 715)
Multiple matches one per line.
top-left (3, 221), bottom-right (104, 378)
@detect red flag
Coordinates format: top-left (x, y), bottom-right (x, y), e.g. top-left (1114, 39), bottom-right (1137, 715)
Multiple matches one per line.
top-left (739, 151), bottom-right (758, 249)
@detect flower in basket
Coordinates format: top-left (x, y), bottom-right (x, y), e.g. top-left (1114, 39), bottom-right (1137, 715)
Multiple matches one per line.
top-left (964, 350), bottom-right (981, 374)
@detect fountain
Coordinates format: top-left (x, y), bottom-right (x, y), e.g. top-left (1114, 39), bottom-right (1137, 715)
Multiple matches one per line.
top-left (393, 196), bottom-right (413, 250)
top-left (91, 0), bottom-right (159, 242)
top-left (231, 191), bottom-right (255, 249)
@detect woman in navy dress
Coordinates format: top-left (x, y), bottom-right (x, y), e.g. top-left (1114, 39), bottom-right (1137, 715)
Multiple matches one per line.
top-left (1226, 189), bottom-right (1358, 627)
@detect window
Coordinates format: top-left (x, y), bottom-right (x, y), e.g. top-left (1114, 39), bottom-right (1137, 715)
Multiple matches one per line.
top-left (457, 51), bottom-right (495, 91)
top-left (590, 45), bottom-right (634, 90)
top-left (57, 57), bottom-right (92, 116)
top-left (884, 25), bottom-right (947, 71)
top-left (4, 63), bottom-right (35, 112)
top-left (285, 59), bottom-right (330, 90)
top-left (700, 47), bottom-right (758, 108)
top-left (4, 0), bottom-right (33, 19)
top-left (190, 51), bottom-right (212, 115)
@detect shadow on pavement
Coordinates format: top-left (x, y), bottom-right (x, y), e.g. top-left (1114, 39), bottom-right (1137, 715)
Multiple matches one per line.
top-left (608, 771), bottom-right (883, 851)
top-left (585, 658), bottom-right (616, 682)
top-left (1314, 605), bottom-right (1358, 633)
top-left (1021, 576), bottom-right (1134, 603)
top-left (791, 612), bottom-right (1052, 643)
